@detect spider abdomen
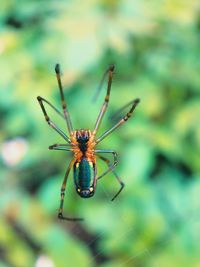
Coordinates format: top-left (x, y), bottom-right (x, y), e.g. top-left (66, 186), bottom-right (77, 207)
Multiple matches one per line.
top-left (73, 158), bottom-right (96, 198)
top-left (76, 158), bottom-right (91, 188)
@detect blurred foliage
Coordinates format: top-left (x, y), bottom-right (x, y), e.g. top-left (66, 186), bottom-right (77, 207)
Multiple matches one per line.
top-left (0, 0), bottom-right (200, 267)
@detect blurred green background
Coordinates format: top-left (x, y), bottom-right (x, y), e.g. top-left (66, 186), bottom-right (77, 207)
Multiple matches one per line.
top-left (0, 1), bottom-right (200, 267)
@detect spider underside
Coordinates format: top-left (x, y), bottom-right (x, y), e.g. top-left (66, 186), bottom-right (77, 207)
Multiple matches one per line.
top-left (37, 64), bottom-right (140, 221)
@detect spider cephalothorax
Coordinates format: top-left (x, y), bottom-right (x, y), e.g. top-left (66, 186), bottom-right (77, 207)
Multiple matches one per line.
top-left (37, 63), bottom-right (140, 221)
top-left (76, 130), bottom-right (92, 154)
top-left (70, 130), bottom-right (96, 163)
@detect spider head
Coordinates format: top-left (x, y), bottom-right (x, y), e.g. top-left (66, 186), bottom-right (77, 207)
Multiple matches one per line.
top-left (76, 130), bottom-right (91, 143)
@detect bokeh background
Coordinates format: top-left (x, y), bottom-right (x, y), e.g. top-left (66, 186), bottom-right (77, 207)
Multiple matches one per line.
top-left (1, 1), bottom-right (200, 267)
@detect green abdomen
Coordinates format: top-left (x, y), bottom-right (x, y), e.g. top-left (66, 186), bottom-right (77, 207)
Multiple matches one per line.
top-left (74, 158), bottom-right (94, 189)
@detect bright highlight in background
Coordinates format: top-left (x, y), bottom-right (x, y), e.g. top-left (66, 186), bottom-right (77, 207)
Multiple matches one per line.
top-left (35, 255), bottom-right (55, 267)
top-left (1, 137), bottom-right (28, 167)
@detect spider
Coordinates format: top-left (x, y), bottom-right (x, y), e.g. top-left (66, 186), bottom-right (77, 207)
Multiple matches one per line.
top-left (37, 64), bottom-right (140, 221)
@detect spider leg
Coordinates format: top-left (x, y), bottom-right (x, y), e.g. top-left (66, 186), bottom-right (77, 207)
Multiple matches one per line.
top-left (97, 155), bottom-right (125, 201)
top-left (49, 144), bottom-right (74, 151)
top-left (93, 64), bottom-right (115, 135)
top-left (95, 149), bottom-right (118, 179)
top-left (37, 96), bottom-right (71, 143)
top-left (55, 64), bottom-right (73, 135)
top-left (92, 65), bottom-right (111, 102)
top-left (96, 98), bottom-right (140, 144)
top-left (58, 159), bottom-right (83, 221)
top-left (36, 96), bottom-right (65, 119)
